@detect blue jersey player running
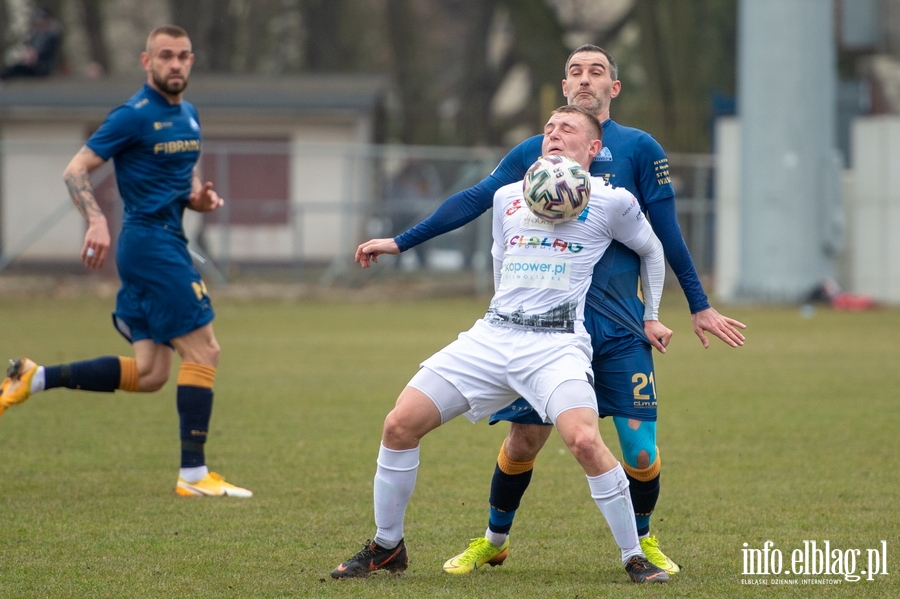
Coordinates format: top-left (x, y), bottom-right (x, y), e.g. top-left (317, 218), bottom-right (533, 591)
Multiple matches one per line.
top-left (354, 45), bottom-right (746, 574)
top-left (0, 25), bottom-right (251, 498)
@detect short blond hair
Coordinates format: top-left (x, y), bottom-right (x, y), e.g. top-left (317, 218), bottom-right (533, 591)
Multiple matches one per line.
top-left (550, 105), bottom-right (603, 141)
top-left (146, 25), bottom-right (190, 53)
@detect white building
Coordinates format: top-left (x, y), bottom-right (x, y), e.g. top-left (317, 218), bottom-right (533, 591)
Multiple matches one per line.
top-left (0, 74), bottom-right (387, 276)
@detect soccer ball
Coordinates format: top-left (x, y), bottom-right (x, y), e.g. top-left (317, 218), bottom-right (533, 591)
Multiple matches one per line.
top-left (522, 155), bottom-right (591, 223)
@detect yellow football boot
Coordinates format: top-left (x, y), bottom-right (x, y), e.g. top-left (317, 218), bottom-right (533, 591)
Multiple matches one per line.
top-left (176, 471), bottom-right (253, 497)
top-left (0, 358), bottom-right (39, 417)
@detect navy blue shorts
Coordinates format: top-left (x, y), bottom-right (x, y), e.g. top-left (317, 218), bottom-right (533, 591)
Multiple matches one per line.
top-left (112, 224), bottom-right (214, 345)
top-left (489, 309), bottom-right (657, 425)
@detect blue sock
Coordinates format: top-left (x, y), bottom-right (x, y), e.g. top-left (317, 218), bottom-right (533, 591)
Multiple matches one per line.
top-left (177, 385), bottom-right (213, 468)
top-left (488, 463), bottom-right (533, 534)
top-left (489, 505), bottom-right (517, 532)
top-left (627, 472), bottom-right (660, 537)
top-left (44, 357), bottom-right (122, 392)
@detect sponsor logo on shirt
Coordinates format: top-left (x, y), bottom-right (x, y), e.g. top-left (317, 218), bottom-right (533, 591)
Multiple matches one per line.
top-left (154, 122), bottom-right (173, 130)
top-left (507, 235), bottom-right (583, 254)
top-left (506, 199), bottom-right (524, 216)
top-left (512, 202), bottom-right (590, 230)
top-left (594, 146), bottom-right (613, 162)
top-left (499, 256), bottom-right (571, 290)
top-left (154, 139), bottom-right (201, 154)
top-left (654, 158), bottom-right (671, 185)
top-left (520, 210), bottom-right (555, 231)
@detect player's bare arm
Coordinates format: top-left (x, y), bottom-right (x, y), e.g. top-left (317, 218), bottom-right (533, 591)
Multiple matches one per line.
top-left (63, 145), bottom-right (110, 269)
top-left (187, 167), bottom-right (223, 212)
top-left (355, 238), bottom-right (400, 269)
top-left (690, 307), bottom-right (746, 349)
top-left (644, 320), bottom-right (673, 354)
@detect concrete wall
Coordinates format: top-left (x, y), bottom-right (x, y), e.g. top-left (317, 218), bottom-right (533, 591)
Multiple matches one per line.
top-left (1, 122), bottom-right (85, 260)
top-left (716, 114), bottom-right (900, 305)
top-left (848, 115), bottom-right (900, 302)
top-left (199, 116), bottom-right (372, 263)
top-left (1, 113), bottom-right (373, 266)
top-left (714, 117), bottom-right (741, 302)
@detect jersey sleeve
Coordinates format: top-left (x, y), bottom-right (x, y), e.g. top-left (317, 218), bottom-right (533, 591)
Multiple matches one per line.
top-left (633, 133), bottom-right (711, 313)
top-left (394, 136), bottom-right (542, 252)
top-left (605, 190), bottom-right (653, 248)
top-left (605, 190), bottom-right (665, 321)
top-left (633, 133), bottom-right (675, 206)
top-left (645, 198), bottom-right (711, 313)
top-left (85, 105), bottom-right (139, 161)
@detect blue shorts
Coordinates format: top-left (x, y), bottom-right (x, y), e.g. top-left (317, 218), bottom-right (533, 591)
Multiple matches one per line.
top-left (489, 308), bottom-right (657, 425)
top-left (112, 224), bottom-right (214, 345)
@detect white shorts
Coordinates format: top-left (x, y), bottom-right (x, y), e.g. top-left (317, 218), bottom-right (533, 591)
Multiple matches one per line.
top-left (411, 319), bottom-right (595, 424)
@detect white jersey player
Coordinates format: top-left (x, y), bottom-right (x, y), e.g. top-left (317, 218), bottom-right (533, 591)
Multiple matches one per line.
top-left (415, 175), bottom-right (664, 424)
top-left (332, 105), bottom-right (672, 584)
top-left (487, 174), bottom-right (663, 335)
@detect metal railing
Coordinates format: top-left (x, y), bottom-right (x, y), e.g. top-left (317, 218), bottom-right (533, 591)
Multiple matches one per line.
top-left (0, 140), bottom-right (716, 291)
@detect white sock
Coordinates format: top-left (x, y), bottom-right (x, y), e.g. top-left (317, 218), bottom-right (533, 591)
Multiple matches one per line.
top-left (373, 444), bottom-right (419, 549)
top-left (485, 527), bottom-right (508, 547)
top-left (179, 465), bottom-right (208, 483)
top-left (31, 367), bottom-right (46, 393)
top-left (587, 463), bottom-right (642, 563)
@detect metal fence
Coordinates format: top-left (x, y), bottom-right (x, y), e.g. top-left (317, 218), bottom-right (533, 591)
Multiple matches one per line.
top-left (0, 140), bottom-right (715, 291)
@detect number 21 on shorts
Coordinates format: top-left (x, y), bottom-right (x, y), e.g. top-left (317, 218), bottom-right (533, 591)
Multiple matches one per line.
top-left (631, 372), bottom-right (657, 407)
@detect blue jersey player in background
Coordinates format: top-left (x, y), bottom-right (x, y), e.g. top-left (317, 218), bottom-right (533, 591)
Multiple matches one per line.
top-left (0, 25), bottom-right (251, 498)
top-left (354, 45), bottom-right (746, 574)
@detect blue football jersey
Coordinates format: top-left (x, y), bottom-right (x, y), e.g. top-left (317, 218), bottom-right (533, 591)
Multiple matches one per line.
top-left (86, 83), bottom-right (201, 234)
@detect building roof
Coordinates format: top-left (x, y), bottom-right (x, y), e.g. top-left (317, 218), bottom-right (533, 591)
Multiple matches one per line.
top-left (0, 73), bottom-right (388, 120)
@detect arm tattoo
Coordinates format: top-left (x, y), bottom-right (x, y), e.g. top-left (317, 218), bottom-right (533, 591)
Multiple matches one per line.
top-left (64, 164), bottom-right (104, 221)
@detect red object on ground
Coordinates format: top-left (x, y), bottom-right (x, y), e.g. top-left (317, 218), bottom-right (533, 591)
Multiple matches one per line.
top-left (830, 293), bottom-right (879, 311)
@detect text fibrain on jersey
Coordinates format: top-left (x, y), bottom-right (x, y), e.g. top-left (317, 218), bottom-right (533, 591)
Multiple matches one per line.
top-left (154, 139), bottom-right (201, 154)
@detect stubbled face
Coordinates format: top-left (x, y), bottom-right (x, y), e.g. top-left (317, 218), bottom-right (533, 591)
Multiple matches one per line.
top-left (561, 51), bottom-right (621, 119)
top-left (540, 111), bottom-right (600, 169)
top-left (142, 34), bottom-right (194, 98)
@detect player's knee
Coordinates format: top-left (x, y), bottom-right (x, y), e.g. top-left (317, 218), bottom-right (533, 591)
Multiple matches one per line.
top-left (381, 410), bottom-right (418, 448)
top-left (505, 424), bottom-right (550, 461)
top-left (207, 339), bottom-right (221, 366)
top-left (176, 332), bottom-right (221, 367)
top-left (198, 339), bottom-right (220, 367)
top-left (614, 417), bottom-right (658, 468)
top-left (622, 444), bottom-right (658, 470)
top-left (623, 451), bottom-right (661, 482)
top-left (561, 424), bottom-right (602, 462)
top-left (635, 449), bottom-right (651, 469)
top-left (138, 369), bottom-right (169, 392)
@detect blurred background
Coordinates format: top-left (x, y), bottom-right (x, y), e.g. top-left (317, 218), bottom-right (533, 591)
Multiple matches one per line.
top-left (0, 0), bottom-right (897, 304)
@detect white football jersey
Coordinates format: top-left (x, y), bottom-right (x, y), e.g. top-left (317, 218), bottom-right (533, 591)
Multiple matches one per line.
top-left (487, 176), bottom-right (660, 334)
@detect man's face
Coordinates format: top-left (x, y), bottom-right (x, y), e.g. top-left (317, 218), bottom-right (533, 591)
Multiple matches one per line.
top-left (540, 111), bottom-right (599, 169)
top-left (561, 51), bottom-right (621, 116)
top-left (142, 34), bottom-right (194, 97)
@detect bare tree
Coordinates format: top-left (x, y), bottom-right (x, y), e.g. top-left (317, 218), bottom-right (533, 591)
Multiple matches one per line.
top-left (627, 0), bottom-right (736, 152)
top-left (170, 0), bottom-right (234, 72)
top-left (77, 0), bottom-right (109, 74)
top-left (34, 0), bottom-right (735, 152)
top-left (101, 0), bottom-right (169, 76)
top-left (301, 0), bottom-right (341, 71)
top-left (499, 0), bottom-right (570, 135)
top-left (452, 0), bottom-right (497, 145)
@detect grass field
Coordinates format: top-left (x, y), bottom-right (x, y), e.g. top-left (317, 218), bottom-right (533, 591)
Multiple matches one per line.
top-left (0, 290), bottom-right (897, 598)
